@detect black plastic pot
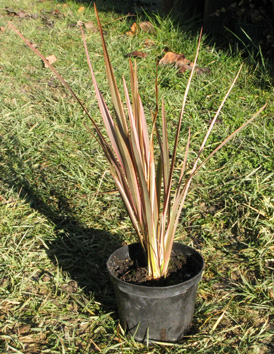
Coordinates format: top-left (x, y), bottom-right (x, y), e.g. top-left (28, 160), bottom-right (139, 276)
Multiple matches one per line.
top-left (107, 242), bottom-right (204, 343)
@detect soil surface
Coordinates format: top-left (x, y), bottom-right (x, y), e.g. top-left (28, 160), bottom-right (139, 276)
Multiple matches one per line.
top-left (110, 251), bottom-right (201, 287)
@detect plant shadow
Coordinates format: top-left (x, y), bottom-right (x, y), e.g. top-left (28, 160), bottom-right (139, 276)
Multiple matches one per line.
top-left (1, 134), bottom-right (123, 314)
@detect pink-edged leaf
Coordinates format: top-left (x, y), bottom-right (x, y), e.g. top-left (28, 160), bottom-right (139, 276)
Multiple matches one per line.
top-left (122, 76), bottom-right (156, 240)
top-left (155, 155), bottom-right (163, 215)
top-left (91, 14), bottom-right (157, 259)
top-left (190, 63), bottom-right (244, 174)
top-left (129, 60), bottom-right (151, 173)
top-left (94, 3), bottom-right (128, 136)
top-left (122, 76), bottom-right (143, 165)
top-left (176, 127), bottom-right (191, 194)
top-left (81, 28), bottom-right (145, 219)
top-left (164, 103), bottom-right (267, 271)
top-left (113, 176), bottom-right (144, 242)
top-left (192, 103), bottom-right (267, 178)
top-left (8, 22), bottom-right (110, 152)
top-left (89, 70), bottom-right (124, 168)
top-left (139, 94), bottom-right (151, 172)
top-left (148, 136), bottom-right (157, 222)
top-left (129, 60), bottom-right (140, 132)
top-left (168, 29), bottom-right (202, 181)
top-left (163, 29), bottom-right (203, 225)
top-left (161, 98), bottom-right (170, 194)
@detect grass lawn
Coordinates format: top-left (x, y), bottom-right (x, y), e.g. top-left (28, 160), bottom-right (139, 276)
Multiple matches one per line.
top-left (1, 0), bottom-right (273, 352)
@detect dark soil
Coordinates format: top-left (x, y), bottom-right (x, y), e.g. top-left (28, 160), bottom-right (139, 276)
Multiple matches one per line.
top-left (111, 251), bottom-right (201, 287)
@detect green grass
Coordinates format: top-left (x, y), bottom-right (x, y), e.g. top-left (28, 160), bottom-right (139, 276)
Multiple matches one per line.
top-left (1, 0), bottom-right (273, 352)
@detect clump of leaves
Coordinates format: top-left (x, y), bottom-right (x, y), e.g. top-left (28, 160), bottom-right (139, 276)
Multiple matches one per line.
top-left (9, 4), bottom-right (266, 280)
top-left (159, 50), bottom-right (211, 75)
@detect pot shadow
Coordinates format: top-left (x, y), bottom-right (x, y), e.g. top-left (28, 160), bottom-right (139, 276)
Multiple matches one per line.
top-left (1, 135), bottom-right (123, 314)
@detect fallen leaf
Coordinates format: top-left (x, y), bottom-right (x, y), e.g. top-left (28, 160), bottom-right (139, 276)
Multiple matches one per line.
top-left (84, 21), bottom-right (97, 31)
top-left (5, 8), bottom-right (38, 19)
top-left (126, 51), bottom-right (148, 59)
top-left (42, 17), bottom-right (54, 28)
top-left (44, 55), bottom-right (57, 68)
top-left (76, 20), bottom-right (84, 27)
top-left (139, 21), bottom-right (155, 33)
top-left (50, 9), bottom-right (64, 18)
top-left (126, 21), bottom-right (155, 37)
top-left (195, 67), bottom-right (211, 75)
top-left (51, 9), bottom-right (60, 16)
top-left (126, 22), bottom-right (138, 37)
top-left (143, 38), bottom-right (155, 47)
top-left (159, 52), bottom-right (191, 66)
top-left (0, 26), bottom-right (5, 32)
top-left (6, 7), bottom-right (38, 18)
top-left (5, 8), bottom-right (20, 16)
top-left (57, 3), bottom-right (69, 8)
top-left (18, 325), bottom-right (31, 335)
top-left (78, 6), bottom-right (85, 13)
top-left (61, 281), bottom-right (78, 294)
top-left (30, 41), bottom-right (38, 49)
top-left (126, 31), bottom-right (133, 38)
top-left (159, 51), bottom-right (210, 76)
top-left (19, 332), bottom-right (47, 344)
top-left (177, 65), bottom-right (189, 74)
top-left (0, 196), bottom-right (16, 205)
top-left (18, 11), bottom-right (27, 18)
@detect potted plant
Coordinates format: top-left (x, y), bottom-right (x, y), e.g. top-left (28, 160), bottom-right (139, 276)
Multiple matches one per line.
top-left (9, 4), bottom-right (266, 343)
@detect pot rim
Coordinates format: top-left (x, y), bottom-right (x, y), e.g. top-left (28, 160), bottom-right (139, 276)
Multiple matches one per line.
top-left (107, 242), bottom-right (205, 292)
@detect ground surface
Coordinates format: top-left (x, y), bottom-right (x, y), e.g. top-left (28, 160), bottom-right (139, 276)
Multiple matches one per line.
top-left (0, 0), bottom-right (273, 353)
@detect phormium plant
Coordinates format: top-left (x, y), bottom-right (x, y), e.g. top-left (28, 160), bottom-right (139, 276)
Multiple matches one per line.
top-left (9, 4), bottom-right (266, 280)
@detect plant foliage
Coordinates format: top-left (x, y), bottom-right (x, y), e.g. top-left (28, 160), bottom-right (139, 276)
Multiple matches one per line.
top-left (9, 4), bottom-right (266, 280)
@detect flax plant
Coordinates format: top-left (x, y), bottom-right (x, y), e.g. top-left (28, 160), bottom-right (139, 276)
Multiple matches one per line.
top-left (9, 5), bottom-right (266, 280)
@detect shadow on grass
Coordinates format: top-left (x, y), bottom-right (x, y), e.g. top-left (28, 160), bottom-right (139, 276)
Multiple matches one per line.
top-left (88, 0), bottom-right (274, 87)
top-left (1, 134), bottom-right (123, 313)
top-left (75, 0), bottom-right (161, 15)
